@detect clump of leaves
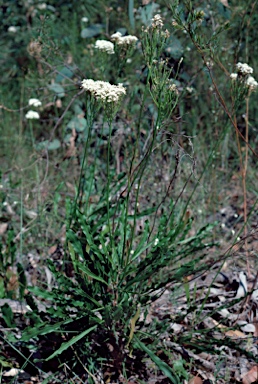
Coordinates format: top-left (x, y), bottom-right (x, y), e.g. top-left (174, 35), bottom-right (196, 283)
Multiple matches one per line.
top-left (17, 175), bottom-right (215, 381)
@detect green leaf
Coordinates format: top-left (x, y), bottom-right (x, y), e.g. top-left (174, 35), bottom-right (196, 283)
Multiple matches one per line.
top-left (165, 36), bottom-right (184, 60)
top-left (0, 357), bottom-right (12, 367)
top-left (55, 66), bottom-right (75, 83)
top-left (21, 318), bottom-right (76, 341)
top-left (77, 263), bottom-right (108, 285)
top-left (46, 324), bottom-right (98, 361)
top-left (134, 336), bottom-right (178, 384)
top-left (81, 24), bottom-right (103, 38)
top-left (1, 303), bottom-right (15, 328)
top-left (138, 3), bottom-right (159, 25)
top-left (67, 116), bottom-right (87, 133)
top-left (48, 83), bottom-right (65, 98)
top-left (35, 139), bottom-right (61, 151)
top-left (128, 0), bottom-right (135, 30)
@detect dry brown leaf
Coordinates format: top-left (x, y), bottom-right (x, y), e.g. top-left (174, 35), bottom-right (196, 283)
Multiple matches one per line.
top-left (0, 222), bottom-right (8, 235)
top-left (48, 244), bottom-right (58, 256)
top-left (225, 329), bottom-right (246, 339)
top-left (189, 376), bottom-right (203, 384)
top-left (220, 0), bottom-right (230, 7)
top-left (3, 368), bottom-right (24, 377)
top-left (242, 365), bottom-right (258, 384)
top-left (63, 128), bottom-right (77, 159)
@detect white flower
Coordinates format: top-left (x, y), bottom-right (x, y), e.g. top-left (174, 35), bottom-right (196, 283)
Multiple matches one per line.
top-left (236, 62), bottom-right (253, 75)
top-left (151, 14), bottom-right (164, 28)
top-left (94, 40), bottom-right (114, 54)
top-left (117, 35), bottom-right (138, 45)
top-left (8, 26), bottom-right (18, 33)
top-left (111, 32), bottom-right (138, 46)
top-left (37, 3), bottom-right (47, 10)
top-left (168, 83), bottom-right (178, 94)
top-left (230, 73), bottom-right (238, 80)
top-left (25, 110), bottom-right (40, 119)
top-left (28, 98), bottom-right (42, 107)
top-left (246, 75), bottom-right (258, 90)
top-left (186, 86), bottom-right (194, 93)
top-left (81, 17), bottom-right (89, 23)
top-left (154, 238), bottom-right (159, 246)
top-left (81, 79), bottom-right (126, 104)
top-left (111, 32), bottom-right (123, 40)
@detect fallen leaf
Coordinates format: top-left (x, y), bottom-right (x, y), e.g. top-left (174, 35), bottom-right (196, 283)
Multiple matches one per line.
top-left (189, 376), bottom-right (203, 384)
top-left (225, 329), bottom-right (246, 339)
top-left (220, 0), bottom-right (229, 7)
top-left (0, 223), bottom-right (8, 235)
top-left (242, 365), bottom-right (258, 384)
top-left (3, 368), bottom-right (24, 376)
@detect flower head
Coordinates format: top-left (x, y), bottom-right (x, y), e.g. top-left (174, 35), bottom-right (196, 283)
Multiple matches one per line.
top-left (230, 73), bottom-right (238, 80)
top-left (81, 17), bottom-right (89, 23)
top-left (111, 32), bottom-right (138, 46)
top-left (25, 110), bottom-right (40, 119)
top-left (94, 40), bottom-right (114, 54)
top-left (111, 32), bottom-right (123, 40)
top-left (8, 26), bottom-right (18, 33)
top-left (246, 75), bottom-right (258, 90)
top-left (37, 3), bottom-right (47, 10)
top-left (28, 98), bottom-right (42, 107)
top-left (154, 238), bottom-right (159, 246)
top-left (151, 14), bottom-right (164, 28)
top-left (81, 79), bottom-right (126, 104)
top-left (236, 62), bottom-right (253, 75)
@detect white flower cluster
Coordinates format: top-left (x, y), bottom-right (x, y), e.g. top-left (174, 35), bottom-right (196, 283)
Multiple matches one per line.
top-left (151, 14), bottom-right (164, 28)
top-left (25, 98), bottom-right (42, 119)
top-left (25, 110), bottom-right (40, 119)
top-left (8, 26), bottom-right (18, 33)
top-left (230, 62), bottom-right (258, 91)
top-left (29, 98), bottom-right (42, 107)
top-left (154, 238), bottom-right (159, 246)
top-left (168, 83), bottom-right (178, 94)
top-left (236, 62), bottom-right (253, 75)
top-left (94, 40), bottom-right (114, 54)
top-left (230, 73), bottom-right (238, 80)
top-left (246, 75), bottom-right (258, 90)
top-left (81, 79), bottom-right (126, 103)
top-left (111, 32), bottom-right (138, 46)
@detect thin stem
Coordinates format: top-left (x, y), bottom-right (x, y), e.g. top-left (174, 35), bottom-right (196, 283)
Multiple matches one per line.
top-left (243, 93), bottom-right (250, 275)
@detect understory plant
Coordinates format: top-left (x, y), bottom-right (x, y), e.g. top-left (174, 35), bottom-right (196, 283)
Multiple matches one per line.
top-left (2, 0), bottom-right (257, 382)
top-left (13, 12), bottom-right (217, 382)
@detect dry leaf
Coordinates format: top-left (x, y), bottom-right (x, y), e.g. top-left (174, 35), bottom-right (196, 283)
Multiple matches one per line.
top-left (0, 222), bottom-right (8, 235)
top-left (63, 128), bottom-right (77, 159)
top-left (225, 329), bottom-right (246, 339)
top-left (242, 365), bottom-right (258, 384)
top-left (220, 0), bottom-right (229, 7)
top-left (3, 368), bottom-right (24, 377)
top-left (48, 244), bottom-right (58, 256)
top-left (189, 376), bottom-right (203, 384)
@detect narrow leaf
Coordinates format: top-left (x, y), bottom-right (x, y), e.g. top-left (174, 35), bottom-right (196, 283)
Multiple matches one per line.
top-left (46, 325), bottom-right (98, 361)
top-left (78, 264), bottom-right (108, 285)
top-left (134, 336), bottom-right (178, 384)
